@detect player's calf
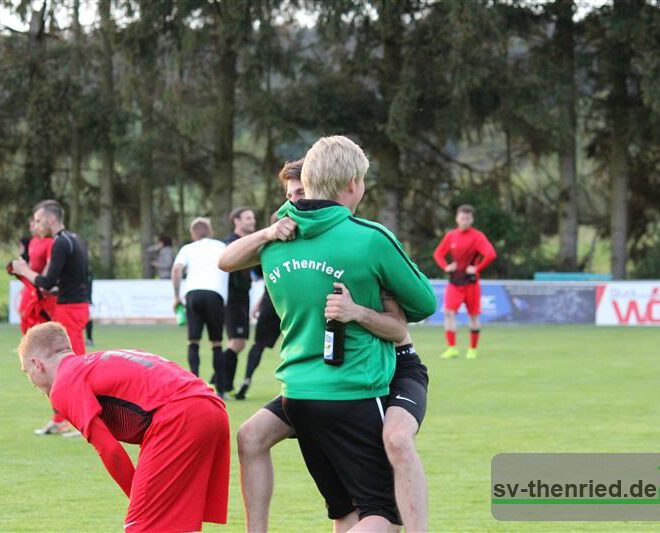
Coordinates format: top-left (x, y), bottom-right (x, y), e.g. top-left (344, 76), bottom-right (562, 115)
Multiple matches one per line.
top-left (238, 408), bottom-right (295, 532)
top-left (383, 406), bottom-right (428, 533)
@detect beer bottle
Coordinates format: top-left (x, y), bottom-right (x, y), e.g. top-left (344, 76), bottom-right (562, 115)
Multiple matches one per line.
top-left (324, 286), bottom-right (345, 366)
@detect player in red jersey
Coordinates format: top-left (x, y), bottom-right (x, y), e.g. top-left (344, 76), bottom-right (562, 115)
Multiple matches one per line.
top-left (18, 322), bottom-right (230, 532)
top-left (433, 204), bottom-right (496, 359)
top-left (18, 219), bottom-right (57, 334)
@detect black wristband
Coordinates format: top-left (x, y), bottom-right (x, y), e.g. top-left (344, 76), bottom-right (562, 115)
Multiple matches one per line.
top-left (395, 343), bottom-right (416, 357)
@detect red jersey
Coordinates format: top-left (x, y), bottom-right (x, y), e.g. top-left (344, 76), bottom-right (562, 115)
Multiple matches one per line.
top-left (28, 236), bottom-right (53, 273)
top-left (19, 237), bottom-right (56, 332)
top-left (50, 350), bottom-right (222, 443)
top-left (433, 227), bottom-right (496, 277)
top-left (49, 350), bottom-right (225, 498)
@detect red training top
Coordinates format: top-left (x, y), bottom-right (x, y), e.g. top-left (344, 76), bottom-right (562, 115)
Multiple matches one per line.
top-left (49, 350), bottom-right (224, 496)
top-left (433, 227), bottom-right (497, 276)
top-left (20, 237), bottom-right (54, 312)
top-left (29, 236), bottom-right (53, 273)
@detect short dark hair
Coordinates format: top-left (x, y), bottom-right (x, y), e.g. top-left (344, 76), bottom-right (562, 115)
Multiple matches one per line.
top-left (277, 159), bottom-right (304, 190)
top-left (158, 235), bottom-right (173, 247)
top-left (229, 207), bottom-right (253, 223)
top-left (457, 204), bottom-right (475, 215)
top-left (34, 199), bottom-right (64, 223)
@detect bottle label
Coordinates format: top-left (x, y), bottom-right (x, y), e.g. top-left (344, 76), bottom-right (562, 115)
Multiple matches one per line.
top-left (323, 331), bottom-right (334, 360)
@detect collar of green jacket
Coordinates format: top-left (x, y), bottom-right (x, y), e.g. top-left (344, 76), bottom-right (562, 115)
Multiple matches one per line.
top-left (276, 199), bottom-right (351, 239)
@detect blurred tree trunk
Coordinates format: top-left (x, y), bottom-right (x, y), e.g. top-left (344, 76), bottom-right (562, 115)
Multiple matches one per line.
top-left (23, 4), bottom-right (54, 206)
top-left (132, 1), bottom-right (160, 278)
top-left (375, 0), bottom-right (404, 236)
top-left (555, 0), bottom-right (578, 271)
top-left (608, 0), bottom-right (638, 280)
top-left (69, 0), bottom-right (83, 229)
top-left (210, 1), bottom-right (252, 235)
top-left (178, 145), bottom-right (186, 243)
top-left (212, 41), bottom-right (237, 236)
top-left (138, 81), bottom-right (156, 278)
top-left (98, 0), bottom-right (115, 277)
top-left (609, 117), bottom-right (629, 280)
top-left (262, 123), bottom-right (278, 223)
top-left (375, 144), bottom-right (402, 234)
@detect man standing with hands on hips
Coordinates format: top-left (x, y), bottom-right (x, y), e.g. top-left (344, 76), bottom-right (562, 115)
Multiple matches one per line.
top-left (433, 204), bottom-right (496, 359)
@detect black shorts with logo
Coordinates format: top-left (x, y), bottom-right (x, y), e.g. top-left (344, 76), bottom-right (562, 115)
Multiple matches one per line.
top-left (387, 344), bottom-right (428, 428)
top-left (185, 290), bottom-right (224, 342)
top-left (225, 291), bottom-right (250, 339)
top-left (264, 344), bottom-right (429, 430)
top-left (283, 396), bottom-right (401, 525)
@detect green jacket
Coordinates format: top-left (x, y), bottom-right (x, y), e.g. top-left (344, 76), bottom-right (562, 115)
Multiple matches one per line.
top-left (261, 200), bottom-right (437, 400)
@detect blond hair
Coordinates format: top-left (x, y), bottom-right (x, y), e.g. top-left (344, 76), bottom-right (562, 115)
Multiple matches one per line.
top-left (301, 136), bottom-right (369, 200)
top-left (190, 217), bottom-right (212, 239)
top-left (18, 322), bottom-right (72, 369)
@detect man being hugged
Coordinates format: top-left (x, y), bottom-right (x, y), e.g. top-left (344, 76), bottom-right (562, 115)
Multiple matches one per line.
top-left (224, 135), bottom-right (436, 530)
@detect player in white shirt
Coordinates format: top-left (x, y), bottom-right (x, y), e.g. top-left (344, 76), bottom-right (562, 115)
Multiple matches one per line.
top-left (172, 217), bottom-right (229, 394)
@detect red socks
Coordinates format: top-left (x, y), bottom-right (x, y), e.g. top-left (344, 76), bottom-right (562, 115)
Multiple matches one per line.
top-left (445, 330), bottom-right (456, 347)
top-left (52, 411), bottom-right (65, 424)
top-left (470, 329), bottom-right (480, 349)
top-left (447, 330), bottom-right (481, 348)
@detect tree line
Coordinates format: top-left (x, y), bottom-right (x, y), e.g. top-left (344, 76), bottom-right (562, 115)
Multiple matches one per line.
top-left (0, 0), bottom-right (658, 280)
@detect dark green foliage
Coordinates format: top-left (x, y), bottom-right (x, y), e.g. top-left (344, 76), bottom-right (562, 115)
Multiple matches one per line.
top-left (0, 0), bottom-right (658, 279)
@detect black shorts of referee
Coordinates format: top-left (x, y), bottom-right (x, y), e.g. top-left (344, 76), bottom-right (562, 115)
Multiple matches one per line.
top-left (225, 292), bottom-right (250, 339)
top-left (186, 290), bottom-right (224, 341)
top-left (255, 290), bottom-right (281, 348)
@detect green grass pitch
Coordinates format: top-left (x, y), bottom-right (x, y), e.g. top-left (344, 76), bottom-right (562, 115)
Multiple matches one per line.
top-left (1, 323), bottom-right (660, 532)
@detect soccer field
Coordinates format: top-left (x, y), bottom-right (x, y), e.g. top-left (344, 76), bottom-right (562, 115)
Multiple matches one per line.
top-left (2, 323), bottom-right (660, 532)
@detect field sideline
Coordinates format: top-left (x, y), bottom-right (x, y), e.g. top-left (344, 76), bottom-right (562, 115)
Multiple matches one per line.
top-left (2, 323), bottom-right (660, 532)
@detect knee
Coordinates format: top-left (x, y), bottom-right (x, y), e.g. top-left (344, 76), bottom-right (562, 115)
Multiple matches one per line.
top-left (383, 428), bottom-right (416, 466)
top-left (233, 339), bottom-right (246, 352)
top-left (237, 420), bottom-right (269, 459)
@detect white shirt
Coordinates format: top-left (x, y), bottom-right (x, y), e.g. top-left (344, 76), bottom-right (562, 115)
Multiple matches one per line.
top-left (174, 238), bottom-right (229, 301)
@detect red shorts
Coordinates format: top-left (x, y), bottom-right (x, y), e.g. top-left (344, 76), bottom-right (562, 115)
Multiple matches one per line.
top-left (444, 282), bottom-right (481, 315)
top-left (53, 303), bottom-right (89, 355)
top-left (125, 397), bottom-right (230, 533)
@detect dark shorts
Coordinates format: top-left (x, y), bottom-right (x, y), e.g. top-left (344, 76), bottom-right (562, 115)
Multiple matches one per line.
top-left (255, 293), bottom-right (281, 348)
top-left (388, 345), bottom-right (429, 428)
top-left (282, 397), bottom-right (401, 525)
top-left (264, 345), bottom-right (428, 429)
top-left (225, 293), bottom-right (249, 339)
top-left (264, 395), bottom-right (291, 427)
top-left (186, 290), bottom-right (224, 342)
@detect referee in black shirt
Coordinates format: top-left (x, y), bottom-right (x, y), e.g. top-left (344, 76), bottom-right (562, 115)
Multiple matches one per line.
top-left (222, 207), bottom-right (257, 393)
